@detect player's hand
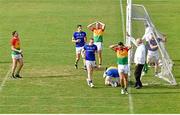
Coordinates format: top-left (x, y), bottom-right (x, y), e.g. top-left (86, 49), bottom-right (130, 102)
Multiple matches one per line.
top-left (21, 53), bottom-right (24, 57)
top-left (126, 32), bottom-right (130, 37)
top-left (19, 49), bottom-right (23, 53)
top-left (76, 39), bottom-right (80, 43)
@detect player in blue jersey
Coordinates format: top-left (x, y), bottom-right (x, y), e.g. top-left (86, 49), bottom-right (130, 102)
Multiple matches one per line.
top-left (72, 25), bottom-right (87, 69)
top-left (103, 66), bottom-right (120, 87)
top-left (82, 38), bottom-right (97, 87)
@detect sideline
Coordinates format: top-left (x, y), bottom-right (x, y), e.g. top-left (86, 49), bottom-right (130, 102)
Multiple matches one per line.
top-left (0, 68), bottom-right (11, 92)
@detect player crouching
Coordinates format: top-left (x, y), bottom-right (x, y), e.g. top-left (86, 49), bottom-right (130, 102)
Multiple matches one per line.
top-left (103, 66), bottom-right (120, 87)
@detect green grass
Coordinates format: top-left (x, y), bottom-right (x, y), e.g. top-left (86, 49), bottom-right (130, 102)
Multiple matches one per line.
top-left (0, 0), bottom-right (180, 113)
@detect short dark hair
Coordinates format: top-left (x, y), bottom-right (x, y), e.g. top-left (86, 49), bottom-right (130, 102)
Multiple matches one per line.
top-left (90, 37), bottom-right (94, 40)
top-left (77, 25), bottom-right (82, 28)
top-left (118, 42), bottom-right (124, 46)
top-left (12, 31), bottom-right (17, 36)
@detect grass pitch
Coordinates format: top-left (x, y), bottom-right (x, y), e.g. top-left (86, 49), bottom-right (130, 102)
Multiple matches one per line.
top-left (0, 0), bottom-right (180, 113)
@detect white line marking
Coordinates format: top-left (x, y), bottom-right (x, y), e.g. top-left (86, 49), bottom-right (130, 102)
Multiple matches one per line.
top-left (0, 68), bottom-right (11, 92)
top-left (120, 0), bottom-right (134, 114)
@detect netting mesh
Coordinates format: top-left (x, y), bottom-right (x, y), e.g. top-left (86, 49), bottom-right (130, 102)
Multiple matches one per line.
top-left (130, 4), bottom-right (176, 85)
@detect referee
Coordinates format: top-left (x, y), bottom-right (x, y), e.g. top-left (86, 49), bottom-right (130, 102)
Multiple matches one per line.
top-left (134, 38), bottom-right (146, 89)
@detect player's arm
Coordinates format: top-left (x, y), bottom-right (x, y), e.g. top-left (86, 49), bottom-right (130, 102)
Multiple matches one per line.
top-left (126, 32), bottom-right (137, 47)
top-left (84, 36), bottom-right (87, 43)
top-left (11, 39), bottom-right (22, 53)
top-left (72, 37), bottom-right (80, 43)
top-left (97, 21), bottom-right (106, 30)
top-left (84, 33), bottom-right (87, 43)
top-left (127, 45), bottom-right (132, 50)
top-left (109, 44), bottom-right (119, 51)
top-left (161, 34), bottom-right (167, 42)
top-left (82, 47), bottom-right (86, 56)
top-left (11, 46), bottom-right (22, 53)
top-left (150, 44), bottom-right (158, 49)
top-left (87, 22), bottom-right (96, 31)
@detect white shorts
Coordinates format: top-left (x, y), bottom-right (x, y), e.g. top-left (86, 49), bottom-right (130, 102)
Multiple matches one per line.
top-left (75, 47), bottom-right (83, 54)
top-left (94, 42), bottom-right (103, 51)
top-left (118, 64), bottom-right (129, 74)
top-left (12, 54), bottom-right (22, 59)
top-left (147, 50), bottom-right (159, 63)
top-left (105, 76), bottom-right (119, 84)
top-left (85, 60), bottom-right (96, 68)
top-left (106, 76), bottom-right (119, 81)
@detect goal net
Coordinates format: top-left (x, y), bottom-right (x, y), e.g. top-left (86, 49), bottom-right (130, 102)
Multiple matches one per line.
top-left (128, 4), bottom-right (176, 85)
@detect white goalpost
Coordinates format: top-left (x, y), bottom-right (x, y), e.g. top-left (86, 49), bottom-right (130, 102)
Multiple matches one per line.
top-left (126, 0), bottom-right (177, 85)
top-left (126, 0), bottom-right (132, 77)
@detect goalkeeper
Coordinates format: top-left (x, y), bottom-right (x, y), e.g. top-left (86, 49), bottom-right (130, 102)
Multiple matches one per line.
top-left (103, 66), bottom-right (120, 87)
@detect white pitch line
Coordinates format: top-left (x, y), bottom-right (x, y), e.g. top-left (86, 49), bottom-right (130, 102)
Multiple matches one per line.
top-left (120, 0), bottom-right (134, 114)
top-left (0, 68), bottom-right (11, 92)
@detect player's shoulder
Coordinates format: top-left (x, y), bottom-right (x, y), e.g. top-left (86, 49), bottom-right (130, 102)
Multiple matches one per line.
top-left (93, 44), bottom-right (98, 48)
top-left (84, 44), bottom-right (88, 47)
top-left (11, 37), bottom-right (17, 41)
top-left (73, 31), bottom-right (78, 35)
top-left (81, 31), bottom-right (86, 34)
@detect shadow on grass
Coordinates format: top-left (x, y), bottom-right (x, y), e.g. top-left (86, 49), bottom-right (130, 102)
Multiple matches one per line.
top-left (0, 61), bottom-right (11, 64)
top-left (79, 67), bottom-right (107, 71)
top-left (131, 91), bottom-right (180, 95)
top-left (25, 74), bottom-right (73, 79)
top-left (131, 84), bottom-right (180, 94)
top-left (142, 83), bottom-right (180, 88)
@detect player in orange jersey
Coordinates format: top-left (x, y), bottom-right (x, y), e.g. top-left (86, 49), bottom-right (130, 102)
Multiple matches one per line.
top-left (10, 31), bottom-right (24, 78)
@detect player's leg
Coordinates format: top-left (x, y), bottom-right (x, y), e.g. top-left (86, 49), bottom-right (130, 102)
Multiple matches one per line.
top-left (118, 65), bottom-right (125, 94)
top-left (123, 65), bottom-right (129, 94)
top-left (94, 42), bottom-right (102, 68)
top-left (115, 77), bottom-right (120, 86)
top-left (11, 56), bottom-right (18, 78)
top-left (124, 73), bottom-right (129, 94)
top-left (86, 61), bottom-right (94, 87)
top-left (154, 53), bottom-right (159, 76)
top-left (146, 52), bottom-right (151, 66)
top-left (75, 47), bottom-right (81, 69)
top-left (16, 55), bottom-right (23, 78)
top-left (81, 49), bottom-right (86, 70)
top-left (97, 50), bottom-right (102, 68)
top-left (120, 73), bottom-right (125, 94)
top-left (105, 76), bottom-right (111, 86)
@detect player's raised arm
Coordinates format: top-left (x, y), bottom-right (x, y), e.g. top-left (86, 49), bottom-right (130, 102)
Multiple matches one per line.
top-left (109, 44), bottom-right (119, 51)
top-left (127, 45), bottom-right (132, 50)
top-left (87, 22), bottom-right (96, 31)
top-left (97, 21), bottom-right (106, 30)
top-left (126, 32), bottom-right (137, 47)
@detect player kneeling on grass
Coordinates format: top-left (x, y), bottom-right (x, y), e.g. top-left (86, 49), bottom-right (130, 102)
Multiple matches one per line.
top-left (82, 38), bottom-right (97, 88)
top-left (10, 31), bottom-right (24, 78)
top-left (103, 66), bottom-right (120, 87)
